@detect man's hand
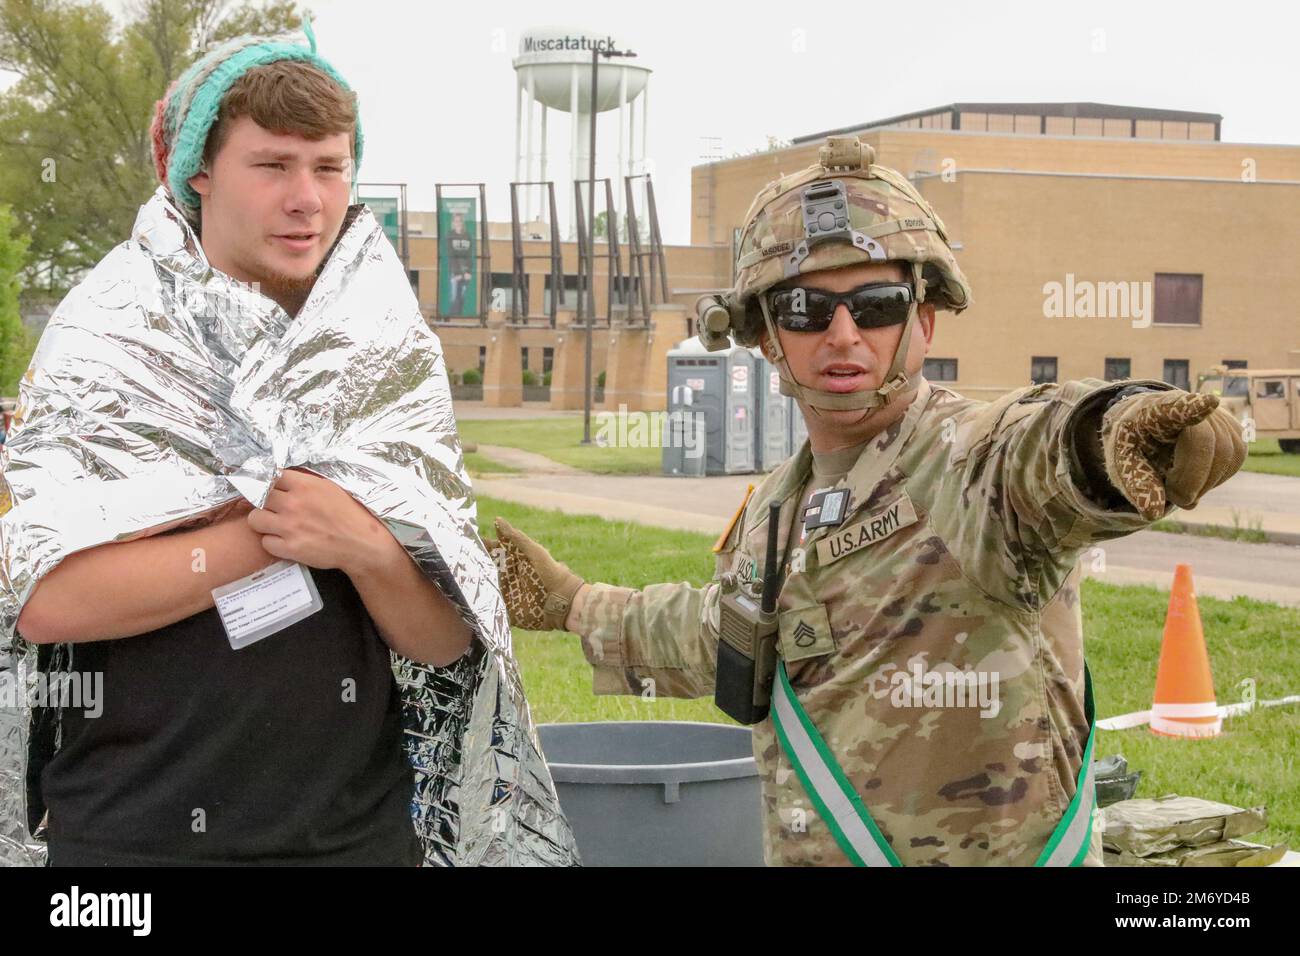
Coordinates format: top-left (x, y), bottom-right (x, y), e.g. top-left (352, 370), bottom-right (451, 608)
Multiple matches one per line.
top-left (1101, 391), bottom-right (1246, 520)
top-left (483, 517), bottom-right (585, 631)
top-left (247, 466), bottom-right (391, 576)
top-left (248, 466), bottom-right (472, 666)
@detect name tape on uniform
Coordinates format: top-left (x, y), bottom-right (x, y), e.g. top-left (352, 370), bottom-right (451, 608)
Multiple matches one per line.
top-left (816, 493), bottom-right (919, 566)
top-left (212, 560), bottom-right (323, 650)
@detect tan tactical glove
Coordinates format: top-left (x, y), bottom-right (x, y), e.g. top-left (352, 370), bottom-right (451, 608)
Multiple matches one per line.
top-left (1101, 390), bottom-right (1246, 521)
top-left (483, 517), bottom-right (585, 631)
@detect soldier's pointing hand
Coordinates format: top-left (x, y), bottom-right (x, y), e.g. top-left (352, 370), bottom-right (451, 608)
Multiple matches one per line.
top-left (1101, 391), bottom-right (1247, 521)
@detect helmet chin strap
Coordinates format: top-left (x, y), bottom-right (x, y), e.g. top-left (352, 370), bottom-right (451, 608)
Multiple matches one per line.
top-left (759, 262), bottom-right (927, 425)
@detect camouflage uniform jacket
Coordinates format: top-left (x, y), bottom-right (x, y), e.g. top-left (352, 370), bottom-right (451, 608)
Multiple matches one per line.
top-left (573, 375), bottom-right (1177, 866)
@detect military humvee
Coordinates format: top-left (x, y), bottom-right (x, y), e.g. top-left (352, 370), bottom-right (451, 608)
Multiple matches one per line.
top-left (1197, 367), bottom-right (1300, 453)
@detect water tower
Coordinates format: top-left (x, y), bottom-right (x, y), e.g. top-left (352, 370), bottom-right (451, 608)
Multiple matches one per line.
top-left (513, 27), bottom-right (651, 240)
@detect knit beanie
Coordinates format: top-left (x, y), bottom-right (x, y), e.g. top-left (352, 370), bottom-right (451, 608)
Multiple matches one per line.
top-left (148, 13), bottom-right (364, 227)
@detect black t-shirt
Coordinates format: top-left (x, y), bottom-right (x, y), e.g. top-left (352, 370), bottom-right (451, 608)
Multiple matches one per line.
top-left (41, 566), bottom-right (423, 866)
top-left (447, 231), bottom-right (473, 275)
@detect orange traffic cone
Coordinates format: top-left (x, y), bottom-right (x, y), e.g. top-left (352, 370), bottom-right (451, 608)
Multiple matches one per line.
top-left (1149, 564), bottom-right (1221, 738)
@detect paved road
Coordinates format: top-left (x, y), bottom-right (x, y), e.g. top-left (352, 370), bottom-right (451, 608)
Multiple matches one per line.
top-left (1082, 533), bottom-right (1300, 606)
top-left (475, 444), bottom-right (581, 474)
top-left (472, 469), bottom-right (1300, 606)
top-left (1199, 469), bottom-right (1300, 517)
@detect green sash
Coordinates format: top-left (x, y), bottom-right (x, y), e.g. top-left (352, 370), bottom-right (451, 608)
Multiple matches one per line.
top-left (771, 660), bottom-right (1097, 866)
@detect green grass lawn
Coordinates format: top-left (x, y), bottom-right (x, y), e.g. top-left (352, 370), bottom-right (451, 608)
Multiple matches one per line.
top-left (1243, 438), bottom-right (1300, 478)
top-left (1085, 579), bottom-right (1300, 850)
top-left (463, 451), bottom-right (520, 476)
top-left (479, 494), bottom-right (1300, 850)
top-left (459, 418), bottom-right (662, 475)
top-left (1150, 515), bottom-right (1267, 544)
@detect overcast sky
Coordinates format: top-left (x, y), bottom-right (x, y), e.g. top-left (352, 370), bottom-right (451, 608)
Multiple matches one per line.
top-left (93, 0), bottom-right (1300, 243)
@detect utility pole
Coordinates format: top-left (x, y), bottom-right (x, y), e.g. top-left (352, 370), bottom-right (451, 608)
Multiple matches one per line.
top-left (581, 44), bottom-right (637, 445)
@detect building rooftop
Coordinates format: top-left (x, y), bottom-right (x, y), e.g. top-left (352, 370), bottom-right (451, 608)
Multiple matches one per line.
top-left (793, 102), bottom-right (1223, 144)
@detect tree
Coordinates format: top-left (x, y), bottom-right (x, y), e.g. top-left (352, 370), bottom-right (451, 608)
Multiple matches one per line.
top-left (591, 209), bottom-right (631, 241)
top-left (0, 202), bottom-right (32, 396)
top-left (728, 134), bottom-right (792, 158)
top-left (0, 0), bottom-right (302, 304)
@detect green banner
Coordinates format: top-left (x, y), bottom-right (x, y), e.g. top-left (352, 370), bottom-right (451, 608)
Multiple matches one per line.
top-left (362, 196), bottom-right (400, 249)
top-left (438, 198), bottom-right (478, 317)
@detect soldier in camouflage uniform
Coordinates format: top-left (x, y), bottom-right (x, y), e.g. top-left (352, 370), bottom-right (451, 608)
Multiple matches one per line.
top-left (487, 136), bottom-right (1246, 866)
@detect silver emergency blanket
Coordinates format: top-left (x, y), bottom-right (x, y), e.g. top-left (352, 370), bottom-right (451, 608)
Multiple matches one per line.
top-left (0, 185), bottom-right (578, 866)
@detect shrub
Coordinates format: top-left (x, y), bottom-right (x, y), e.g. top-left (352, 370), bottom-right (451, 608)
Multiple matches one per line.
top-left (462, 368), bottom-right (483, 385)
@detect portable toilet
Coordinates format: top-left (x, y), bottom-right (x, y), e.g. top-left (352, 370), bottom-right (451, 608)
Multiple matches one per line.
top-left (665, 338), bottom-right (756, 475)
top-left (751, 349), bottom-right (790, 472)
top-left (788, 388), bottom-right (809, 453)
top-left (662, 377), bottom-right (706, 477)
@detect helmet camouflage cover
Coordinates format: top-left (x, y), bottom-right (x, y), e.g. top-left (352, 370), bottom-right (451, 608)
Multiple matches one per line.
top-left (698, 135), bottom-right (972, 350)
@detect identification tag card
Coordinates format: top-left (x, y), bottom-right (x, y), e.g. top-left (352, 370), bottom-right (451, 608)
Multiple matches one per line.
top-left (212, 560), bottom-right (323, 650)
top-left (804, 488), bottom-right (851, 530)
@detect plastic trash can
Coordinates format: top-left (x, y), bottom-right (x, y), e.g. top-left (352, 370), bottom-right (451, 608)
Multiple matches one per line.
top-left (538, 721), bottom-right (763, 866)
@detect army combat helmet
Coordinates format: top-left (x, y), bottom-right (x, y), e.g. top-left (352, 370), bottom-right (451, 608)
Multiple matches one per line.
top-left (695, 135), bottom-right (972, 416)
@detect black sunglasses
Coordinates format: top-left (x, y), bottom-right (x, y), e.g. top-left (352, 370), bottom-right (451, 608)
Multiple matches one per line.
top-left (767, 281), bottom-right (913, 333)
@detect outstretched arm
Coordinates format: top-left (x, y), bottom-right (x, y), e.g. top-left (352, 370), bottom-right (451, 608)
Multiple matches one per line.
top-left (488, 518), bottom-right (723, 699)
top-left (933, 378), bottom-right (1245, 608)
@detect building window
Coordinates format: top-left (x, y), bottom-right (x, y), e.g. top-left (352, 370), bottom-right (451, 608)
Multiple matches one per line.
top-left (521, 347), bottom-right (529, 371)
top-left (1153, 273), bottom-right (1203, 326)
top-left (543, 347), bottom-right (554, 374)
top-left (1104, 357), bottom-right (1131, 381)
top-left (490, 272), bottom-right (529, 313)
top-left (1222, 359), bottom-right (1247, 369)
top-left (613, 275), bottom-right (643, 308)
top-left (1031, 356), bottom-right (1058, 385)
top-left (544, 274), bottom-right (580, 311)
top-left (1163, 359), bottom-right (1190, 390)
top-left (923, 358), bottom-right (958, 382)
top-left (478, 346), bottom-right (486, 374)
